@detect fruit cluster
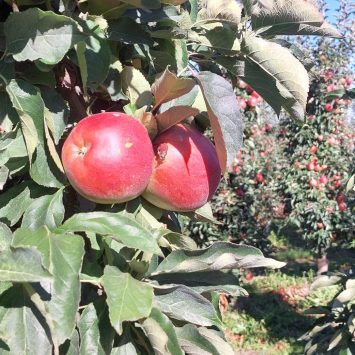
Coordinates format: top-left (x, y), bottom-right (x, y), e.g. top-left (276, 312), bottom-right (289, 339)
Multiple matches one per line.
top-left (62, 112), bottom-right (221, 212)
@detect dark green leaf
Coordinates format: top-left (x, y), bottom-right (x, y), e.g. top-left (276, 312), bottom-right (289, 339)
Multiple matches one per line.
top-left (0, 92), bottom-right (19, 132)
top-left (102, 265), bottom-right (154, 334)
top-left (175, 324), bottom-right (232, 355)
top-left (58, 212), bottom-right (162, 255)
top-left (0, 60), bottom-right (15, 85)
top-left (151, 270), bottom-right (247, 296)
top-left (30, 143), bottom-right (65, 188)
top-left (42, 88), bottom-right (69, 144)
top-left (0, 285), bottom-right (52, 355)
top-left (154, 285), bottom-right (222, 327)
top-left (142, 307), bottom-right (183, 355)
top-left (108, 17), bottom-right (154, 46)
top-left (196, 71), bottom-right (243, 171)
top-left (0, 182), bottom-right (44, 226)
top-left (154, 241), bottom-right (284, 274)
top-left (4, 8), bottom-right (85, 64)
top-left (239, 33), bottom-right (309, 120)
top-left (12, 227), bottom-right (85, 345)
top-left (21, 188), bottom-right (65, 230)
top-left (78, 19), bottom-right (111, 90)
top-left (124, 5), bottom-right (180, 23)
top-left (0, 166), bottom-right (9, 190)
top-left (6, 79), bottom-right (45, 159)
top-left (78, 301), bottom-right (115, 355)
top-left (0, 247), bottom-right (51, 282)
top-left (0, 222), bottom-right (12, 252)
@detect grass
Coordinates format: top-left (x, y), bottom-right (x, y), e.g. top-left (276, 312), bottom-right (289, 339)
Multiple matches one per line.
top-left (222, 233), bottom-right (345, 354)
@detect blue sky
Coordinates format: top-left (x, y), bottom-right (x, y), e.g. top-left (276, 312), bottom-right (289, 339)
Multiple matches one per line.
top-left (325, 0), bottom-right (340, 23)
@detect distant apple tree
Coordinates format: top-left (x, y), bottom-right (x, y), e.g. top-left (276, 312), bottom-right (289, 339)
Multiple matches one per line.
top-left (0, 0), bottom-right (344, 353)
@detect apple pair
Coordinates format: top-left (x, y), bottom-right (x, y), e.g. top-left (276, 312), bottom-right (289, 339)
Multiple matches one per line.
top-left (61, 112), bottom-right (221, 212)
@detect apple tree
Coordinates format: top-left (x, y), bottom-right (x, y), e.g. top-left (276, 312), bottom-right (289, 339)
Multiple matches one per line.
top-left (0, 0), bottom-right (344, 353)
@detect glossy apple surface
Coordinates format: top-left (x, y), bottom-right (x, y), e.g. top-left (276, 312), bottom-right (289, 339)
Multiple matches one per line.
top-left (62, 112), bottom-right (154, 204)
top-left (143, 124), bottom-right (221, 211)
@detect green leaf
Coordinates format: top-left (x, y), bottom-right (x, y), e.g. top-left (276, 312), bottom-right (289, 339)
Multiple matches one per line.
top-left (102, 265), bottom-right (154, 334)
top-left (12, 227), bottom-right (85, 345)
top-left (21, 188), bottom-right (65, 230)
top-left (198, 327), bottom-right (234, 355)
top-left (191, 22), bottom-right (241, 52)
top-left (175, 324), bottom-right (230, 355)
top-left (151, 270), bottom-right (247, 296)
top-left (58, 212), bottom-right (162, 255)
top-left (107, 17), bottom-right (154, 46)
top-left (30, 143), bottom-right (65, 188)
top-left (103, 60), bottom-right (128, 101)
top-left (0, 285), bottom-right (52, 355)
top-left (110, 326), bottom-right (140, 355)
top-left (0, 60), bottom-right (15, 85)
top-left (151, 68), bottom-right (196, 109)
top-left (20, 64), bottom-right (56, 87)
top-left (124, 5), bottom-right (180, 23)
top-left (239, 33), bottom-right (309, 120)
top-left (4, 8), bottom-right (85, 64)
top-left (248, 0), bottom-right (341, 38)
top-left (78, 300), bottom-right (115, 355)
top-left (0, 182), bottom-right (44, 226)
top-left (0, 166), bottom-right (9, 190)
top-left (6, 79), bottom-right (45, 160)
top-left (78, 19), bottom-right (111, 90)
top-left (154, 285), bottom-right (221, 327)
top-left (142, 307), bottom-right (183, 355)
top-left (196, 71), bottom-right (243, 171)
top-left (121, 66), bottom-right (153, 108)
top-left (60, 329), bottom-right (80, 355)
top-left (42, 88), bottom-right (69, 144)
top-left (0, 223), bottom-right (12, 252)
top-left (154, 241), bottom-right (285, 274)
top-left (0, 92), bottom-right (19, 132)
top-left (0, 247), bottom-right (51, 282)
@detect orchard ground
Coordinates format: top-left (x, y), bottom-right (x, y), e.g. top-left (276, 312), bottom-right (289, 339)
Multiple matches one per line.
top-left (222, 232), bottom-right (355, 354)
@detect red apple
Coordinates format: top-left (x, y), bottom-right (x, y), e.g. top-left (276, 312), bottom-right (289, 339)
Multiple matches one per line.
top-left (310, 145), bottom-right (318, 154)
top-left (339, 77), bottom-right (347, 85)
top-left (336, 193), bottom-right (344, 203)
top-left (143, 124), bottom-right (221, 211)
top-left (338, 202), bottom-right (347, 212)
top-left (306, 162), bottom-right (315, 171)
top-left (317, 222), bottom-right (324, 230)
top-left (239, 98), bottom-right (247, 110)
top-left (319, 176), bottom-right (328, 184)
top-left (251, 91), bottom-right (260, 98)
top-left (61, 112), bottom-right (154, 204)
top-left (255, 172), bottom-right (264, 183)
top-left (315, 164), bottom-right (322, 172)
top-left (346, 77), bottom-right (353, 85)
top-left (244, 272), bottom-right (254, 281)
top-left (328, 137), bottom-right (337, 145)
top-left (324, 103), bottom-right (333, 112)
top-left (326, 85), bottom-right (337, 92)
top-left (246, 86), bottom-right (254, 94)
top-left (238, 79), bottom-right (247, 89)
top-left (247, 97), bottom-right (257, 107)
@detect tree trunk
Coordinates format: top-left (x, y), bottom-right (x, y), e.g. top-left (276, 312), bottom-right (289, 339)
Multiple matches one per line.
top-left (317, 254), bottom-right (329, 274)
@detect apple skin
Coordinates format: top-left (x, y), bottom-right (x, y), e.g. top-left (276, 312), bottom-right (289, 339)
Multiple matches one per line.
top-left (62, 112), bottom-right (154, 204)
top-left (143, 124), bottom-right (221, 211)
